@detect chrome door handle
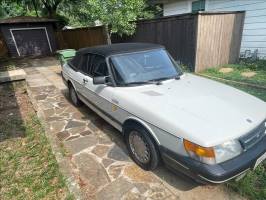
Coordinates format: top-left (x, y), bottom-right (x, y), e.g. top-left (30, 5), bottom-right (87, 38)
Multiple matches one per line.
top-left (83, 78), bottom-right (88, 83)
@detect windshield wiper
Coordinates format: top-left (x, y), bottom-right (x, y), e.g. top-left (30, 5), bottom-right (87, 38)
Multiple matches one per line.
top-left (123, 81), bottom-right (159, 86)
top-left (149, 75), bottom-right (180, 83)
top-left (122, 75), bottom-right (181, 86)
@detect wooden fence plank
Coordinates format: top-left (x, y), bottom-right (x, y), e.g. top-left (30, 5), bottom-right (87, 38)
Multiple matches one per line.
top-left (55, 26), bottom-right (107, 50)
top-left (112, 12), bottom-right (245, 72)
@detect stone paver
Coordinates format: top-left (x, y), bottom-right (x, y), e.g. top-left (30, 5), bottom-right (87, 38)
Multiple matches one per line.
top-left (24, 57), bottom-right (245, 200)
top-left (65, 135), bottom-right (98, 154)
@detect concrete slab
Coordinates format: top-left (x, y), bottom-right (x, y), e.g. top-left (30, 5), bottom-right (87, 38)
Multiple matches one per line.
top-left (26, 73), bottom-right (52, 87)
top-left (0, 69), bottom-right (26, 83)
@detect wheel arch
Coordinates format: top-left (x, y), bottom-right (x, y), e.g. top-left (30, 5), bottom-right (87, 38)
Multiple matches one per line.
top-left (122, 117), bottom-right (161, 145)
top-left (67, 79), bottom-right (77, 91)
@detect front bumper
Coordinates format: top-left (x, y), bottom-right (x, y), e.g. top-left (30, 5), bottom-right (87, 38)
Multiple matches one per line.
top-left (160, 135), bottom-right (266, 184)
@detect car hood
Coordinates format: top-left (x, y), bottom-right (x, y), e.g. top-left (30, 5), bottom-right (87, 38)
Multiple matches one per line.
top-left (113, 73), bottom-right (266, 147)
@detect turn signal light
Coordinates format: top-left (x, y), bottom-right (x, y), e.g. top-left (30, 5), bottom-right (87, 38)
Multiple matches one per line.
top-left (183, 140), bottom-right (215, 158)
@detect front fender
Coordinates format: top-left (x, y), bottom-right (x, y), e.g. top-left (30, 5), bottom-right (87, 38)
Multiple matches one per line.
top-left (123, 116), bottom-right (161, 145)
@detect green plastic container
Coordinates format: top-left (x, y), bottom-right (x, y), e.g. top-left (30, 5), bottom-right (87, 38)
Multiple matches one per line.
top-left (56, 49), bottom-right (76, 66)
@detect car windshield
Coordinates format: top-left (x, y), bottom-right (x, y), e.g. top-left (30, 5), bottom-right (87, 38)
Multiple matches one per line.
top-left (110, 49), bottom-right (182, 86)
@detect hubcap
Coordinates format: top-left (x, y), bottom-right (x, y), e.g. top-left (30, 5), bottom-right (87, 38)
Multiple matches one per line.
top-left (129, 131), bottom-right (150, 164)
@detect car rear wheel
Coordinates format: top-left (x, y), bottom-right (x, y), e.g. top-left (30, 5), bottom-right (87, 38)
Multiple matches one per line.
top-left (69, 83), bottom-right (82, 107)
top-left (125, 124), bottom-right (160, 170)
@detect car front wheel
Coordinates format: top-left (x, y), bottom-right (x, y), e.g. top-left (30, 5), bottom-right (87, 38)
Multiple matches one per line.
top-left (125, 124), bottom-right (160, 170)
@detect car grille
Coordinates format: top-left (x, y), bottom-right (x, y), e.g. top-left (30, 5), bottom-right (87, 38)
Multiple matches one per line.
top-left (239, 120), bottom-right (266, 150)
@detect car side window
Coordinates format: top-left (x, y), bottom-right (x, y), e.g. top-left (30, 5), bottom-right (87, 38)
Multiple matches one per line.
top-left (79, 54), bottom-right (90, 75)
top-left (91, 55), bottom-right (109, 77)
top-left (69, 55), bottom-right (81, 70)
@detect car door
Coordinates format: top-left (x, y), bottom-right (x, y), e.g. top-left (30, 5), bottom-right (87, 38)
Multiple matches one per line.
top-left (67, 54), bottom-right (84, 93)
top-left (81, 54), bottom-right (115, 116)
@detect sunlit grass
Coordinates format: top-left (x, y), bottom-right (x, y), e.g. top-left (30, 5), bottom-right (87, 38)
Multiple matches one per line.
top-left (0, 114), bottom-right (74, 200)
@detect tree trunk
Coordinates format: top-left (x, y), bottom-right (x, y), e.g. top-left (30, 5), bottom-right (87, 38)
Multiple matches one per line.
top-left (32, 0), bottom-right (39, 17)
top-left (105, 25), bottom-right (112, 45)
top-left (48, 9), bottom-right (57, 18)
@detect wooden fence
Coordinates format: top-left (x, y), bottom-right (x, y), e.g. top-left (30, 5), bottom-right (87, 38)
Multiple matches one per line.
top-left (0, 32), bottom-right (8, 58)
top-left (112, 11), bottom-right (245, 72)
top-left (195, 12), bottom-right (245, 71)
top-left (56, 26), bottom-right (107, 50)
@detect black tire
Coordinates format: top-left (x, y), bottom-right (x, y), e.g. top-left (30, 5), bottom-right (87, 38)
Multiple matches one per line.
top-left (68, 83), bottom-right (82, 107)
top-left (124, 124), bottom-right (160, 170)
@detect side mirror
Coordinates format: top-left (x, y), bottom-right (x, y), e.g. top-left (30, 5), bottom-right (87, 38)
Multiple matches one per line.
top-left (93, 76), bottom-right (109, 85)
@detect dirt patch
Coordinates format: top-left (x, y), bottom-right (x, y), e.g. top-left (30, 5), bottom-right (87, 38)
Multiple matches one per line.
top-left (219, 67), bottom-right (233, 73)
top-left (241, 71), bottom-right (257, 78)
top-left (0, 81), bottom-right (32, 140)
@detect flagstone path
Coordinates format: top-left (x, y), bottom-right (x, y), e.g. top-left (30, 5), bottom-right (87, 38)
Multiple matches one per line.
top-left (22, 57), bottom-right (244, 200)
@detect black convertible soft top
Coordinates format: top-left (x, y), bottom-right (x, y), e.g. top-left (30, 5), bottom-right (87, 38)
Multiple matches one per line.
top-left (77, 43), bottom-right (164, 57)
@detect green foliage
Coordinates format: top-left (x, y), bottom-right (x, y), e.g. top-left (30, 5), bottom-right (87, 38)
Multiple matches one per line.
top-left (39, 0), bottom-right (64, 17)
top-left (0, 0), bottom-right (64, 19)
top-left (62, 0), bottom-right (150, 36)
top-left (202, 63), bottom-right (266, 87)
top-left (0, 0), bottom-right (154, 39)
top-left (239, 58), bottom-right (266, 71)
top-left (0, 1), bottom-right (27, 18)
top-left (227, 163), bottom-right (266, 200)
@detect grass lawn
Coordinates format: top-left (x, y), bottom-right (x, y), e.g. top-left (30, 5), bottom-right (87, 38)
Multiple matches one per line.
top-left (200, 61), bottom-right (266, 200)
top-left (200, 61), bottom-right (266, 101)
top-left (0, 82), bottom-right (73, 200)
top-left (203, 65), bottom-right (266, 86)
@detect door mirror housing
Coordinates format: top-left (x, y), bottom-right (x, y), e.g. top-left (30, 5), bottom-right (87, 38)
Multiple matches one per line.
top-left (93, 76), bottom-right (110, 85)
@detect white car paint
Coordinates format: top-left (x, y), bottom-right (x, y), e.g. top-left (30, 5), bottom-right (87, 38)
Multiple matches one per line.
top-left (110, 73), bottom-right (266, 147)
top-left (63, 63), bottom-right (266, 148)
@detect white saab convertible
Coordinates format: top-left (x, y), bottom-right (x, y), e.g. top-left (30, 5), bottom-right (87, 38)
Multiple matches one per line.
top-left (62, 43), bottom-right (266, 184)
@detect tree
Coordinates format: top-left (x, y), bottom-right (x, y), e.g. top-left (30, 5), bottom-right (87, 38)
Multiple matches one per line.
top-left (0, 0), bottom-right (63, 19)
top-left (65, 0), bottom-right (149, 44)
top-left (31, 0), bottom-right (39, 17)
top-left (40, 0), bottom-right (63, 18)
top-left (0, 0), bottom-right (157, 42)
top-left (0, 1), bottom-right (27, 18)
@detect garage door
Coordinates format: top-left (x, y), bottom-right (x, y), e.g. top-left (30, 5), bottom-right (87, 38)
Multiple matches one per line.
top-left (11, 28), bottom-right (52, 56)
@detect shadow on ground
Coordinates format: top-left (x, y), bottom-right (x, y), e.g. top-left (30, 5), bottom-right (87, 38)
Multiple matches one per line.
top-left (0, 81), bottom-right (26, 142)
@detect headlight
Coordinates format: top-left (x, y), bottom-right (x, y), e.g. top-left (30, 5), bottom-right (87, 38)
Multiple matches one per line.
top-left (184, 139), bottom-right (243, 165)
top-left (214, 140), bottom-right (242, 163)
